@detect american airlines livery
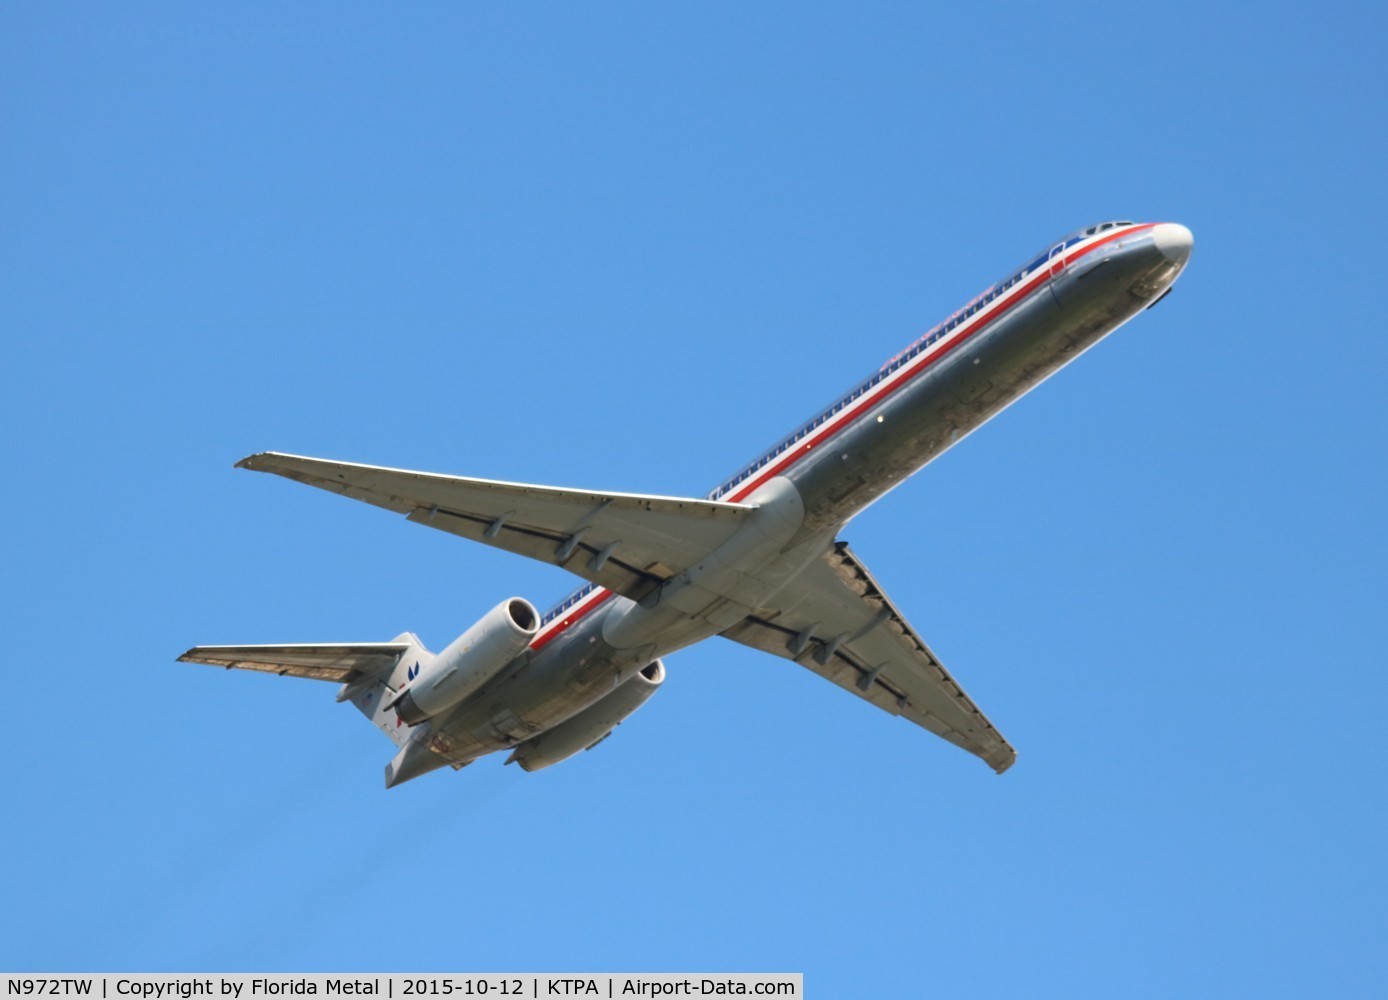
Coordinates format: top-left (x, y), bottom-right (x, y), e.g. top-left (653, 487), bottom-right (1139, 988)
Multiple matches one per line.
top-left (182, 221), bottom-right (1193, 787)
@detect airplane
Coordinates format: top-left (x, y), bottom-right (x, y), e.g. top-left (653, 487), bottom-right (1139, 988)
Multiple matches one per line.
top-left (180, 220), bottom-right (1193, 788)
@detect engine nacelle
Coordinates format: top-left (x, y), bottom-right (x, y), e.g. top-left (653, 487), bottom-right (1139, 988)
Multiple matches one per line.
top-left (390, 598), bottom-right (539, 726)
top-left (506, 659), bottom-right (665, 772)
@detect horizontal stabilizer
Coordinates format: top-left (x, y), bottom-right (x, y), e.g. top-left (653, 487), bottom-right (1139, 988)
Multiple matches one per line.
top-left (180, 634), bottom-right (430, 749)
top-left (177, 643), bottom-right (410, 683)
top-left (236, 452), bottom-right (756, 603)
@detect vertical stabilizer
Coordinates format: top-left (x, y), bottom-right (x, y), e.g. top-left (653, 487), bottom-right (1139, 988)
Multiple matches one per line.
top-left (349, 632), bottom-right (433, 749)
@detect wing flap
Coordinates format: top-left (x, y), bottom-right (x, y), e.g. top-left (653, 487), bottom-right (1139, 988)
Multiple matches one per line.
top-left (177, 643), bottom-right (410, 683)
top-left (721, 542), bottom-right (1016, 773)
top-left (237, 452), bottom-right (755, 601)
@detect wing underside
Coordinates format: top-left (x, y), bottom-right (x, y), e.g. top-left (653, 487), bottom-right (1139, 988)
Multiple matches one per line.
top-left (236, 452), bottom-right (755, 602)
top-left (722, 542), bottom-right (1016, 773)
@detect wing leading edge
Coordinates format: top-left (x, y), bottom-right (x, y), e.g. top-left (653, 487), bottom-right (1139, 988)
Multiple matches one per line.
top-left (721, 542), bottom-right (1016, 773)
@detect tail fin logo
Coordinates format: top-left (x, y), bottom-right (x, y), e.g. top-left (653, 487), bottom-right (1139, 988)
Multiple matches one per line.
top-left (407, 661), bottom-right (420, 681)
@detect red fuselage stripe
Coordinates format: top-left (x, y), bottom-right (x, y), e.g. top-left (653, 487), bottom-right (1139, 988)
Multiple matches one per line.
top-left (530, 588), bottom-right (617, 652)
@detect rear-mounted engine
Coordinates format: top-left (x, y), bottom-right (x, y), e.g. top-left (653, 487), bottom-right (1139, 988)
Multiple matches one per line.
top-left (388, 598), bottom-right (539, 726)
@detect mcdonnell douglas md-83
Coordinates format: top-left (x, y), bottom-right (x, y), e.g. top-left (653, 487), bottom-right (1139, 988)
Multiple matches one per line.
top-left (181, 220), bottom-right (1193, 787)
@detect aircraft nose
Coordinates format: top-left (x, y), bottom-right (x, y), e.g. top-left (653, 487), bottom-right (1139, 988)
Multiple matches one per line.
top-left (1152, 222), bottom-right (1194, 266)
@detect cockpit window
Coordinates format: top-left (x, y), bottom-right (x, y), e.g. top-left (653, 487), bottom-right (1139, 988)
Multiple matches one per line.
top-left (1083, 220), bottom-right (1136, 238)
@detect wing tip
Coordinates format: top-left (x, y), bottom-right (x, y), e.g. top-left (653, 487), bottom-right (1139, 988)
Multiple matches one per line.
top-left (989, 748), bottom-right (1018, 775)
top-left (235, 451), bottom-right (282, 471)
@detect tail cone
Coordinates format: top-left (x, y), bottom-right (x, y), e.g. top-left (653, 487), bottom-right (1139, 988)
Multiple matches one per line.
top-left (384, 731), bottom-right (449, 789)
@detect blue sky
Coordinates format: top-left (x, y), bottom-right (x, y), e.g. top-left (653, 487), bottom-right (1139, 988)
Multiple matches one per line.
top-left (3, 2), bottom-right (1385, 994)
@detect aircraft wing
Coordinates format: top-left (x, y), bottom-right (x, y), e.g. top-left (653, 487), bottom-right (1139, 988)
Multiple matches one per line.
top-left (236, 452), bottom-right (756, 603)
top-left (720, 541), bottom-right (1016, 773)
top-left (177, 642), bottom-right (410, 683)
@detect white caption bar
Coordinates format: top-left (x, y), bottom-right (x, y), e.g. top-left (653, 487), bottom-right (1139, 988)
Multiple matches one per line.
top-left (4, 975), bottom-right (803, 1000)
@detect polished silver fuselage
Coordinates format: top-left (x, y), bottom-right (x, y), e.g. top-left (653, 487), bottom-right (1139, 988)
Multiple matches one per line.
top-left (425, 223), bottom-right (1189, 766)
